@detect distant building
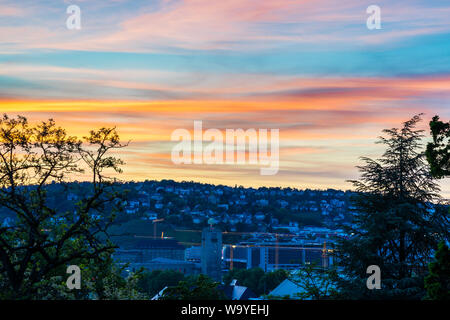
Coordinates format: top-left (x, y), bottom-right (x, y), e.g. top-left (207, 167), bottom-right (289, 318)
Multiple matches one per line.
top-left (217, 204), bottom-right (229, 211)
top-left (143, 211), bottom-right (158, 221)
top-left (142, 257), bottom-right (198, 275)
top-left (208, 195), bottom-right (217, 204)
top-left (223, 242), bottom-right (330, 271)
top-left (114, 238), bottom-right (185, 265)
top-left (269, 279), bottom-right (303, 299)
top-left (254, 213), bottom-right (265, 221)
top-left (125, 207), bottom-right (139, 214)
top-left (256, 199), bottom-right (269, 206)
top-left (201, 227), bottom-right (222, 281)
top-left (277, 200), bottom-right (289, 208)
top-left (135, 238), bottom-right (185, 261)
top-left (269, 274), bottom-right (337, 299)
top-left (185, 246), bottom-right (201, 262)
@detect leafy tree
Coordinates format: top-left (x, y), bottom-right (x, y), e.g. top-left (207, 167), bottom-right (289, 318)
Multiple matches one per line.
top-left (424, 241), bottom-right (450, 300)
top-left (426, 115), bottom-right (450, 178)
top-left (137, 269), bottom-right (186, 297)
top-left (336, 115), bottom-right (449, 299)
top-left (80, 255), bottom-right (146, 300)
top-left (424, 115), bottom-right (450, 301)
top-left (160, 274), bottom-right (225, 300)
top-left (223, 268), bottom-right (264, 296)
top-left (263, 269), bottom-right (290, 295)
top-left (223, 267), bottom-right (288, 296)
top-left (289, 264), bottom-right (339, 300)
top-left (0, 114), bottom-right (133, 299)
top-left (25, 253), bottom-right (145, 300)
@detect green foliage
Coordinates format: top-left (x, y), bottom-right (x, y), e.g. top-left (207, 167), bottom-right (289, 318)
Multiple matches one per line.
top-left (223, 268), bottom-right (288, 296)
top-left (137, 269), bottom-right (186, 297)
top-left (426, 115), bottom-right (450, 178)
top-left (290, 264), bottom-right (339, 300)
top-left (78, 255), bottom-right (146, 300)
top-left (0, 114), bottom-right (140, 299)
top-left (160, 274), bottom-right (225, 300)
top-left (424, 241), bottom-right (450, 300)
top-left (336, 115), bottom-right (449, 299)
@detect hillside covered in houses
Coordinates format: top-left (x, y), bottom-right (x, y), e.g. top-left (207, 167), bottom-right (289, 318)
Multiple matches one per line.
top-left (0, 180), bottom-right (358, 240)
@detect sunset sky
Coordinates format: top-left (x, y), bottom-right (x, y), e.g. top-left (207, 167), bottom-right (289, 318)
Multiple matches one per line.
top-left (1, 0), bottom-right (450, 194)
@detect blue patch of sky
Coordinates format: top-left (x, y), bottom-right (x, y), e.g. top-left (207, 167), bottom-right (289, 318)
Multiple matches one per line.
top-left (0, 32), bottom-right (449, 79)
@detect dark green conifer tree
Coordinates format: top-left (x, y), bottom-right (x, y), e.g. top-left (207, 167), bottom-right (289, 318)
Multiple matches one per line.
top-left (335, 115), bottom-right (449, 299)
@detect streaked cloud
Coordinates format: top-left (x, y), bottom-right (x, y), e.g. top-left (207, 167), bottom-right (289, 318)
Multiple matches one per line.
top-left (0, 0), bottom-right (449, 193)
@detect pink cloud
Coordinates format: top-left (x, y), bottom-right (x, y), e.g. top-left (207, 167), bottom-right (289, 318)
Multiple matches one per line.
top-left (0, 4), bottom-right (26, 17)
top-left (91, 0), bottom-right (450, 51)
top-left (0, 0), bottom-right (449, 52)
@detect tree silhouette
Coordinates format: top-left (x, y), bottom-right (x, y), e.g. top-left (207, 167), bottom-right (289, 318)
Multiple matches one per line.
top-left (426, 115), bottom-right (450, 178)
top-left (0, 114), bottom-right (129, 299)
top-left (336, 115), bottom-right (449, 299)
top-left (424, 241), bottom-right (450, 300)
